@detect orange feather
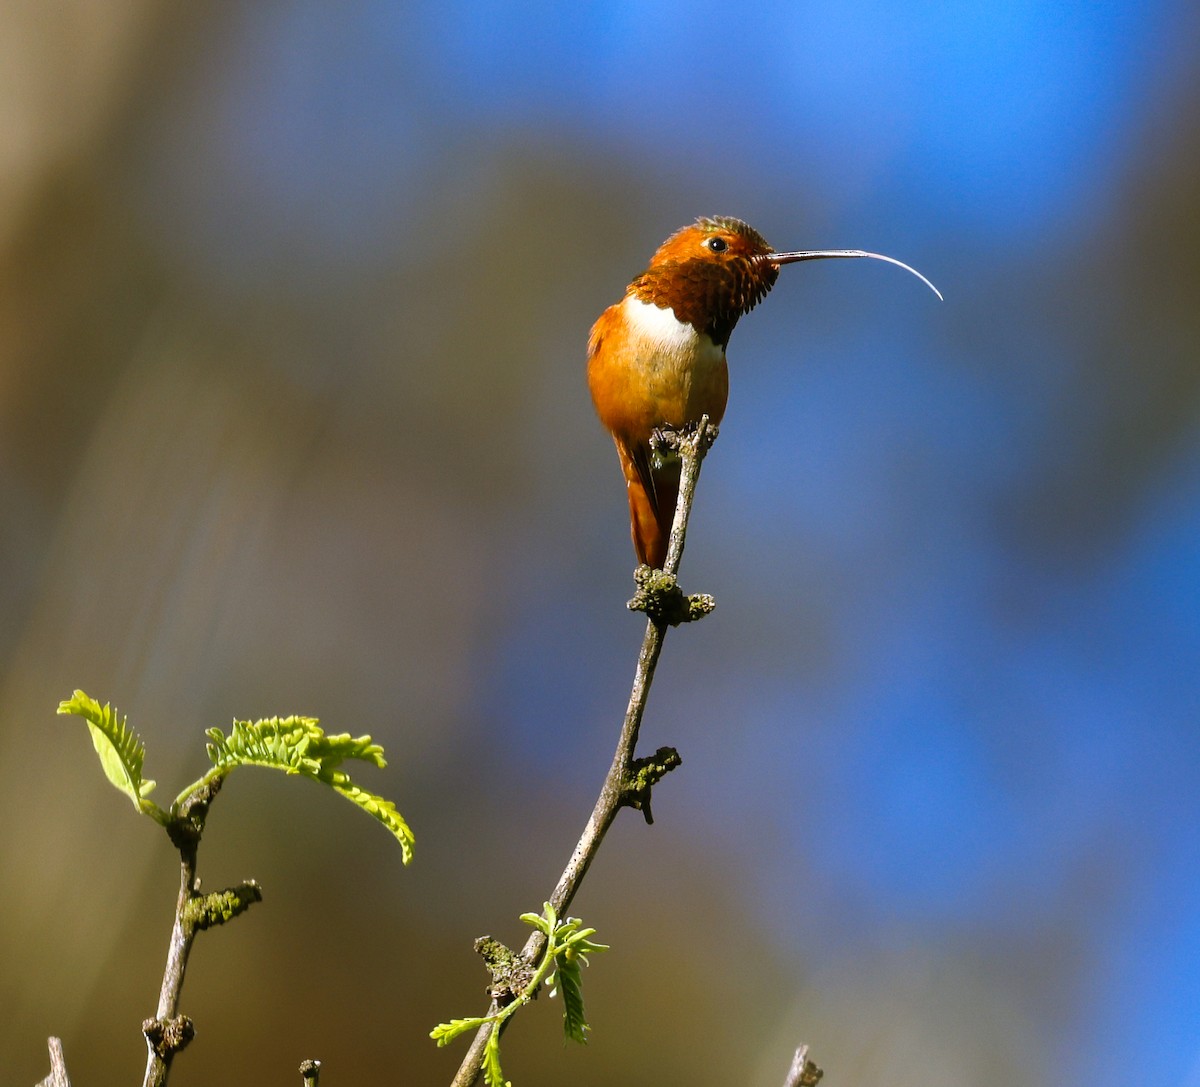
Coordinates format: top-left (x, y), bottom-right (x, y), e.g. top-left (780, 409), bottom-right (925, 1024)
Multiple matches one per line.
top-left (587, 296), bottom-right (727, 567)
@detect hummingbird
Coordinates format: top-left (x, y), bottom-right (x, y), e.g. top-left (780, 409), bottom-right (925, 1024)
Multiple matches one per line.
top-left (587, 215), bottom-right (940, 569)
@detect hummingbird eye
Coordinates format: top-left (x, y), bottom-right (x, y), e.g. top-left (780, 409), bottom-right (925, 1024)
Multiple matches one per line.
top-left (705, 236), bottom-right (729, 253)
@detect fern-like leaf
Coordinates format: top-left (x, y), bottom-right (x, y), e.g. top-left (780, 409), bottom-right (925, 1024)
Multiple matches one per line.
top-left (481, 1030), bottom-right (508, 1087)
top-left (58, 690), bottom-right (157, 814)
top-left (540, 910), bottom-right (607, 1045)
top-left (200, 715), bottom-right (413, 861)
top-left (205, 716), bottom-right (323, 775)
top-left (430, 1018), bottom-right (487, 1047)
top-left (313, 732), bottom-right (386, 769)
top-left (322, 773), bottom-right (414, 863)
top-left (557, 954), bottom-right (590, 1043)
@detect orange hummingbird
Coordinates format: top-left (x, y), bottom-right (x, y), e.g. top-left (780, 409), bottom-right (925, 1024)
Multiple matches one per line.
top-left (587, 215), bottom-right (940, 569)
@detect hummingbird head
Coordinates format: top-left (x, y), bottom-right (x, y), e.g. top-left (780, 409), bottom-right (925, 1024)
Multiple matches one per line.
top-left (629, 216), bottom-right (782, 347)
top-left (628, 215), bottom-right (942, 347)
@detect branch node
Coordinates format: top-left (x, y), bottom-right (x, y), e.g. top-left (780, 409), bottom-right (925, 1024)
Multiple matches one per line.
top-left (185, 880), bottom-right (263, 931)
top-left (622, 746), bottom-right (682, 824)
top-left (166, 776), bottom-right (223, 851)
top-left (142, 1015), bottom-right (195, 1060)
top-left (474, 936), bottom-right (537, 1006)
top-left (626, 567), bottom-right (715, 626)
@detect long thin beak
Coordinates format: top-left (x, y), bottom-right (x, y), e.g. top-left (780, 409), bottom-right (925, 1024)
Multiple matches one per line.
top-left (761, 249), bottom-right (943, 301)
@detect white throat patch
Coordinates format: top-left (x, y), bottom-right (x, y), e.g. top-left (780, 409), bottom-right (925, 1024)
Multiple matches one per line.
top-left (622, 295), bottom-right (702, 351)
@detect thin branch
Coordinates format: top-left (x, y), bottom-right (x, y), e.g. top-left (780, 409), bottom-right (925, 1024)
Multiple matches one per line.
top-left (141, 779), bottom-right (228, 1087)
top-left (449, 418), bottom-right (717, 1087)
top-left (141, 839), bottom-right (199, 1087)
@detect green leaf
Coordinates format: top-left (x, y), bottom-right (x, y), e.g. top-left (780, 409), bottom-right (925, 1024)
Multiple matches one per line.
top-left (204, 716), bottom-right (323, 776)
top-left (542, 910), bottom-right (607, 1046)
top-left (315, 732), bottom-right (386, 769)
top-left (58, 690), bottom-right (157, 814)
top-left (199, 715), bottom-right (413, 862)
top-left (556, 954), bottom-right (590, 1043)
top-left (430, 1018), bottom-right (487, 1047)
top-left (481, 1029), bottom-right (508, 1087)
top-left (519, 902), bottom-right (556, 935)
top-left (562, 930), bottom-right (607, 961)
top-left (322, 775), bottom-right (414, 863)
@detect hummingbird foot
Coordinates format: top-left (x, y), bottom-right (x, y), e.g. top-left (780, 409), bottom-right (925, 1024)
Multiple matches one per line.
top-left (649, 419), bottom-right (719, 460)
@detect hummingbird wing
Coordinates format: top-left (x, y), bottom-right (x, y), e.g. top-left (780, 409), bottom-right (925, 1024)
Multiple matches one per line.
top-left (616, 436), bottom-right (678, 570)
top-left (587, 300), bottom-right (682, 568)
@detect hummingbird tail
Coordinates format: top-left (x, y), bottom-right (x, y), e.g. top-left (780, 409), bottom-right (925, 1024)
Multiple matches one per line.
top-left (616, 438), bottom-right (677, 570)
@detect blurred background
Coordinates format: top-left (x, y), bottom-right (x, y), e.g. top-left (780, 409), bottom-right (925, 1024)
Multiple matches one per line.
top-left (2, 3), bottom-right (1199, 1084)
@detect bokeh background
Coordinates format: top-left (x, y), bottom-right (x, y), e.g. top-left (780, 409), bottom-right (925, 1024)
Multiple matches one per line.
top-left (2, 3), bottom-right (1199, 1084)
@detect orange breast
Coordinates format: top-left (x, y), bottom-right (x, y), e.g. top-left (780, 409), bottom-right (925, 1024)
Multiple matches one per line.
top-left (587, 295), bottom-right (728, 444)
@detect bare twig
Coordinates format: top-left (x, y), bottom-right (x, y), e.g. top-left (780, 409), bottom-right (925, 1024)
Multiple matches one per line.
top-left (36, 1036), bottom-right (71, 1087)
top-left (300, 1058), bottom-right (322, 1085)
top-left (782, 1044), bottom-right (823, 1087)
top-left (450, 418), bottom-right (718, 1087)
